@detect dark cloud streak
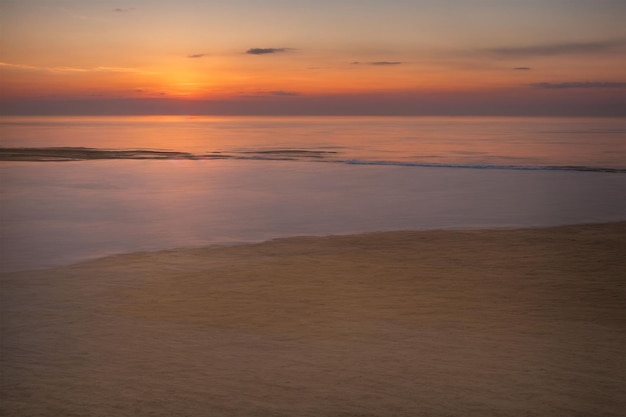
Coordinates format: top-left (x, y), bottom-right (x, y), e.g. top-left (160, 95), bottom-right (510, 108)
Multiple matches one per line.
top-left (241, 91), bottom-right (300, 98)
top-left (246, 48), bottom-right (290, 55)
top-left (489, 39), bottom-right (626, 57)
top-left (267, 90), bottom-right (299, 96)
top-left (530, 81), bottom-right (626, 89)
top-left (351, 61), bottom-right (402, 66)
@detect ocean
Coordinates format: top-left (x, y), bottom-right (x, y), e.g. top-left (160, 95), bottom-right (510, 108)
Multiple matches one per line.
top-left (1, 116), bottom-right (624, 272)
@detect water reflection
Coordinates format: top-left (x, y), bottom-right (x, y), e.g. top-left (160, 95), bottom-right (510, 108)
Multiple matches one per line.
top-left (1, 159), bottom-right (624, 272)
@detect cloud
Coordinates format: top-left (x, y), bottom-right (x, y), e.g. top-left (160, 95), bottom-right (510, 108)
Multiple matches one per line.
top-left (351, 61), bottom-right (402, 66)
top-left (529, 81), bottom-right (626, 89)
top-left (0, 62), bottom-right (39, 71)
top-left (513, 67), bottom-right (531, 70)
top-left (488, 39), bottom-right (626, 57)
top-left (246, 48), bottom-right (290, 55)
top-left (60, 7), bottom-right (108, 22)
top-left (113, 7), bottom-right (135, 13)
top-left (0, 62), bottom-right (91, 73)
top-left (247, 90), bottom-right (300, 97)
top-left (0, 62), bottom-right (155, 75)
top-left (267, 90), bottom-right (299, 96)
top-left (97, 66), bottom-right (155, 74)
top-left (188, 54), bottom-right (209, 59)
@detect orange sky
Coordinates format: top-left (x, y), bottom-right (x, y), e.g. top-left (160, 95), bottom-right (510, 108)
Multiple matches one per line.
top-left (1, 0), bottom-right (625, 115)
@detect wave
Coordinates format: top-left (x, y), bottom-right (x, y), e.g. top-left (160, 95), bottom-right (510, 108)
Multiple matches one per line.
top-left (0, 147), bottom-right (338, 162)
top-left (344, 159), bottom-right (626, 173)
top-left (1, 146), bottom-right (624, 173)
top-left (0, 147), bottom-right (196, 161)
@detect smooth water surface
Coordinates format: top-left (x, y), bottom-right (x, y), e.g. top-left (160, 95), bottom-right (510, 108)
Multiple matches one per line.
top-left (1, 116), bottom-right (624, 170)
top-left (1, 159), bottom-right (624, 272)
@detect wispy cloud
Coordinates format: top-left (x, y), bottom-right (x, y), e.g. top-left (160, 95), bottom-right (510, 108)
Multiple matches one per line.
top-left (96, 66), bottom-right (154, 74)
top-left (488, 39), bottom-right (626, 57)
top-left (188, 54), bottom-right (209, 59)
top-left (529, 81), bottom-right (626, 89)
top-left (60, 7), bottom-right (108, 22)
top-left (246, 48), bottom-right (290, 55)
top-left (266, 90), bottom-right (299, 96)
top-left (241, 90), bottom-right (301, 97)
top-left (351, 61), bottom-right (402, 66)
top-left (0, 62), bottom-right (39, 71)
top-left (513, 67), bottom-right (531, 70)
top-left (0, 62), bottom-right (154, 75)
top-left (113, 7), bottom-right (135, 13)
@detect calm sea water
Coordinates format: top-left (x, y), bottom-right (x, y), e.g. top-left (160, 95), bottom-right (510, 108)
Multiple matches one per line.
top-left (1, 116), bottom-right (625, 170)
top-left (1, 116), bottom-right (624, 272)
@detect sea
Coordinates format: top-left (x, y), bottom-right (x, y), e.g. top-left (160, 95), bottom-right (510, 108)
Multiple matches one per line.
top-left (1, 115), bottom-right (624, 272)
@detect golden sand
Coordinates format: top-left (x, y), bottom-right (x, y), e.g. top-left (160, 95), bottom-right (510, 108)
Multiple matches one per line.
top-left (1, 223), bottom-right (624, 416)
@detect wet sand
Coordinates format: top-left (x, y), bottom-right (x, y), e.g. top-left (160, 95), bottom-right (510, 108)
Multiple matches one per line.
top-left (1, 223), bottom-right (624, 416)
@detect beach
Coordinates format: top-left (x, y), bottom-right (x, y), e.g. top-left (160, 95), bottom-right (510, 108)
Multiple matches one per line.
top-left (2, 222), bottom-right (624, 416)
top-left (3, 0), bottom-right (626, 414)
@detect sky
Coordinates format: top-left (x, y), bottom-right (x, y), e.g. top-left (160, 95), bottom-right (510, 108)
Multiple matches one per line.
top-left (0, 0), bottom-right (625, 116)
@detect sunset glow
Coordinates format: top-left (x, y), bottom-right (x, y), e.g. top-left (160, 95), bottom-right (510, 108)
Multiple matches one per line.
top-left (1, 0), bottom-right (625, 115)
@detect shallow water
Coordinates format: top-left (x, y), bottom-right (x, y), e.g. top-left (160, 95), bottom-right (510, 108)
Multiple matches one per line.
top-left (1, 159), bottom-right (624, 272)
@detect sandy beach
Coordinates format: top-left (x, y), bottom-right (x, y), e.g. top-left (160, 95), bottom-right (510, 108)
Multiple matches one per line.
top-left (1, 222), bottom-right (624, 416)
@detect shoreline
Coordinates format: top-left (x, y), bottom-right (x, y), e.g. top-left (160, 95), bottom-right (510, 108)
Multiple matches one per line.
top-left (2, 222), bottom-right (624, 416)
top-left (3, 220), bottom-right (625, 275)
top-left (52, 220), bottom-right (626, 270)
